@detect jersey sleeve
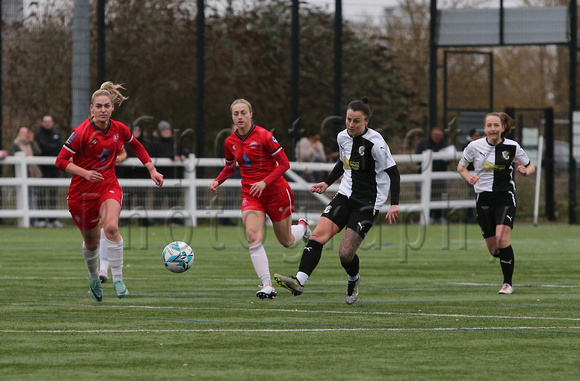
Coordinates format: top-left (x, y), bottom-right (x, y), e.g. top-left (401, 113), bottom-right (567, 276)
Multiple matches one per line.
top-left (459, 142), bottom-right (475, 167)
top-left (373, 141), bottom-right (396, 170)
top-left (515, 143), bottom-right (531, 166)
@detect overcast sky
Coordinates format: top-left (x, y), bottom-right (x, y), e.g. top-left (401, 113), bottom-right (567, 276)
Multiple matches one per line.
top-left (306, 0), bottom-right (399, 24)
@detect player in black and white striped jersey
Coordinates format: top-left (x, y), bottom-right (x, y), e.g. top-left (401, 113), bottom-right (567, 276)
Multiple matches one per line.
top-left (275, 97), bottom-right (400, 304)
top-left (458, 112), bottom-right (535, 295)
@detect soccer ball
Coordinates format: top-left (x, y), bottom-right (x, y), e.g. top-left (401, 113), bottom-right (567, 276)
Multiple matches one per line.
top-left (162, 241), bottom-right (194, 273)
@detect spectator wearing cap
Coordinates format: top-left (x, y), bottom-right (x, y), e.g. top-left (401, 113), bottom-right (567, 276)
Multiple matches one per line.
top-left (152, 120), bottom-right (190, 225)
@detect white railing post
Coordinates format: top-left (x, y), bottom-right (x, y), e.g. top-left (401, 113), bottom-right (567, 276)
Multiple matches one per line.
top-left (184, 154), bottom-right (197, 227)
top-left (420, 149), bottom-right (433, 225)
top-left (14, 152), bottom-right (30, 228)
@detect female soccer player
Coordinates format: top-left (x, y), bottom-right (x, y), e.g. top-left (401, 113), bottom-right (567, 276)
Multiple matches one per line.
top-left (56, 82), bottom-right (164, 302)
top-left (457, 112), bottom-right (535, 294)
top-left (274, 97), bottom-right (401, 305)
top-left (209, 99), bottom-right (310, 299)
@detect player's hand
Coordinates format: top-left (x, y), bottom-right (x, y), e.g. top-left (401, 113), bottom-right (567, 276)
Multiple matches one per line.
top-left (385, 204), bottom-right (399, 224)
top-left (249, 181), bottom-right (267, 197)
top-left (516, 161), bottom-right (528, 176)
top-left (310, 182), bottom-right (328, 194)
top-left (150, 170), bottom-right (164, 186)
top-left (468, 175), bottom-right (479, 185)
top-left (209, 181), bottom-right (220, 194)
top-left (85, 170), bottom-right (104, 183)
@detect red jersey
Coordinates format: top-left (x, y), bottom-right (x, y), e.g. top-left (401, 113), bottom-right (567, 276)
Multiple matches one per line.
top-left (56, 118), bottom-right (151, 201)
top-left (217, 125), bottom-right (290, 196)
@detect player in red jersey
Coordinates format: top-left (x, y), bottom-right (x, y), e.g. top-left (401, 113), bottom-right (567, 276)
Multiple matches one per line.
top-left (56, 82), bottom-right (164, 302)
top-left (209, 99), bottom-right (310, 299)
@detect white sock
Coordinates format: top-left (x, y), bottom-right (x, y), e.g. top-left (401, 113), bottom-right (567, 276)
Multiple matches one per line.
top-left (290, 224), bottom-right (306, 245)
top-left (296, 271), bottom-right (309, 286)
top-left (99, 228), bottom-right (109, 273)
top-left (348, 274), bottom-right (360, 282)
top-left (82, 243), bottom-right (99, 280)
top-left (249, 243), bottom-right (271, 286)
top-left (106, 237), bottom-right (124, 283)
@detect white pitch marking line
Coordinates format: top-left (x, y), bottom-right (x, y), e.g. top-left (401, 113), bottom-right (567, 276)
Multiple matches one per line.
top-left (2, 326), bottom-right (580, 334)
top-left (97, 305), bottom-right (580, 322)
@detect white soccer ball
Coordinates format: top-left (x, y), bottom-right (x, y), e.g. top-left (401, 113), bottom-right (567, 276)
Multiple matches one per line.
top-left (162, 241), bottom-right (194, 273)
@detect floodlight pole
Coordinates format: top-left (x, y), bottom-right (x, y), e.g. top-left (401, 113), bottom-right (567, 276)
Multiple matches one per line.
top-left (569, 0), bottom-right (578, 224)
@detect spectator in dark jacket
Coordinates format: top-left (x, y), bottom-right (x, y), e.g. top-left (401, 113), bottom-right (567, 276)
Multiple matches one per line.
top-left (152, 120), bottom-right (190, 225)
top-left (34, 115), bottom-right (64, 227)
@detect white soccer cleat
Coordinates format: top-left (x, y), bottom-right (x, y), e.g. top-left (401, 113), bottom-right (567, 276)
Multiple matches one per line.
top-left (99, 269), bottom-right (109, 284)
top-left (499, 283), bottom-right (513, 294)
top-left (256, 285), bottom-right (277, 299)
top-left (299, 218), bottom-right (311, 242)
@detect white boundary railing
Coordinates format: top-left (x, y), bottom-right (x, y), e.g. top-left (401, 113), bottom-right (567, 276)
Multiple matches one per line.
top-left (0, 150), bottom-right (473, 228)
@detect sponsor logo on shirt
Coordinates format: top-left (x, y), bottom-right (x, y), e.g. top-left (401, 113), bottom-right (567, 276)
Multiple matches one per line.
top-left (249, 141), bottom-right (258, 149)
top-left (65, 132), bottom-right (77, 145)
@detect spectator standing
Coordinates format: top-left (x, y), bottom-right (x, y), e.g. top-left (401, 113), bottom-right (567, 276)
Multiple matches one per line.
top-left (34, 115), bottom-right (65, 227)
top-left (152, 120), bottom-right (189, 225)
top-left (295, 131), bottom-right (326, 183)
top-left (416, 126), bottom-right (450, 223)
top-left (119, 124), bottom-right (153, 226)
top-left (11, 127), bottom-right (44, 227)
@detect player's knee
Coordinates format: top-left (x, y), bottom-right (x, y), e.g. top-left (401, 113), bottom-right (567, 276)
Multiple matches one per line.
top-left (103, 223), bottom-right (119, 238)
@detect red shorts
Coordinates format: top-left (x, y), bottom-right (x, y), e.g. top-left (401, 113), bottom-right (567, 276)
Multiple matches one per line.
top-left (68, 185), bottom-right (123, 230)
top-left (241, 186), bottom-right (294, 222)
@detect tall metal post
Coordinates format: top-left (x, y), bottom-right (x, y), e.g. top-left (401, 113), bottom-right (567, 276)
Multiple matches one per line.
top-left (72, 0), bottom-right (91, 128)
top-left (97, 0), bottom-right (106, 85)
top-left (290, 0), bottom-right (300, 159)
top-left (333, 0), bottom-right (343, 146)
top-left (196, 0), bottom-right (205, 159)
top-left (429, 0), bottom-right (437, 128)
top-left (569, 0), bottom-right (577, 224)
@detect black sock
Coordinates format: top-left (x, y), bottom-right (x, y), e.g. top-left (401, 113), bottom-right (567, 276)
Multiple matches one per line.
top-left (341, 254), bottom-right (360, 278)
top-left (298, 240), bottom-right (324, 277)
top-left (498, 245), bottom-right (515, 285)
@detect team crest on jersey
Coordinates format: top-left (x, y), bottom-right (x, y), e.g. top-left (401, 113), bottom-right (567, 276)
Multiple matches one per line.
top-left (249, 141), bottom-right (258, 149)
top-left (502, 151), bottom-right (510, 160)
top-left (114, 133), bottom-right (119, 142)
top-left (272, 136), bottom-right (278, 144)
top-left (242, 197), bottom-right (248, 205)
top-left (65, 132), bottom-right (77, 145)
top-left (91, 139), bottom-right (98, 145)
top-left (358, 146), bottom-right (365, 155)
top-left (232, 144), bottom-right (237, 151)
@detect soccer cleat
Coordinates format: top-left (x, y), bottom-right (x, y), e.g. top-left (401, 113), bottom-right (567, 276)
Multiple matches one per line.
top-left (114, 280), bottom-right (130, 299)
top-left (99, 269), bottom-right (109, 284)
top-left (499, 283), bottom-right (514, 295)
top-left (274, 273), bottom-right (304, 296)
top-left (89, 278), bottom-right (103, 302)
top-left (299, 218), bottom-right (312, 243)
top-left (256, 285), bottom-right (277, 299)
top-left (345, 276), bottom-right (360, 305)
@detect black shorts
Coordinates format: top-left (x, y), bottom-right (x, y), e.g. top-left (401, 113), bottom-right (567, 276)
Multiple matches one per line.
top-left (476, 191), bottom-right (517, 238)
top-left (321, 193), bottom-right (378, 239)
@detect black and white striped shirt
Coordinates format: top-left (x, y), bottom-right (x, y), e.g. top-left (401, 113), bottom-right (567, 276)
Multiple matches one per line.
top-left (460, 137), bottom-right (531, 194)
top-left (331, 127), bottom-right (397, 210)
